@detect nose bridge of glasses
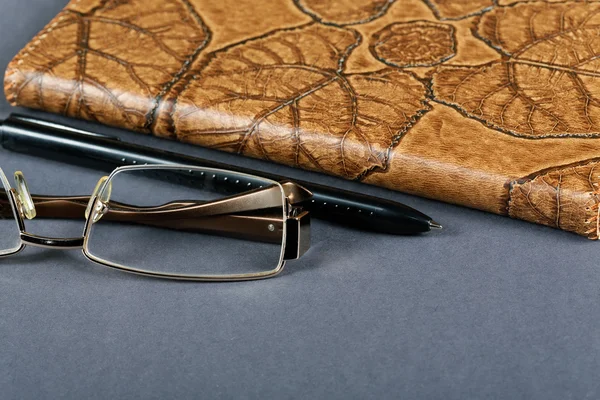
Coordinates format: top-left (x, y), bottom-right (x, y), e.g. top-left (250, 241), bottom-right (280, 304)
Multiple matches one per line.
top-left (11, 172), bottom-right (87, 250)
top-left (20, 232), bottom-right (85, 249)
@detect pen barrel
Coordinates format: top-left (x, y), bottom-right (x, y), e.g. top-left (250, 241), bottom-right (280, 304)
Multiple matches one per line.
top-left (0, 114), bottom-right (434, 234)
top-left (309, 187), bottom-right (432, 234)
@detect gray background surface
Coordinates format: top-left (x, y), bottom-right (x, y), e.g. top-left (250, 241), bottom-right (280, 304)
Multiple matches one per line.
top-left (1, 1), bottom-right (599, 399)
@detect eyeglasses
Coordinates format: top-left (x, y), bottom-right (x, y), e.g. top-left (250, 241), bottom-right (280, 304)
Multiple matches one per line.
top-left (0, 165), bottom-right (311, 281)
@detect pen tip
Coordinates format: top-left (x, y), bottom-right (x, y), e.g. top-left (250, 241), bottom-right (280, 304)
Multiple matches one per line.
top-left (429, 220), bottom-right (443, 230)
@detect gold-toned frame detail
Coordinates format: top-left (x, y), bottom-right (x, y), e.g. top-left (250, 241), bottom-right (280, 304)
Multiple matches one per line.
top-left (0, 164), bottom-right (312, 281)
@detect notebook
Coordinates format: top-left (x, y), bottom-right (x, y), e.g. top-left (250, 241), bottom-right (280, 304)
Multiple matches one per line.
top-left (5, 0), bottom-right (600, 238)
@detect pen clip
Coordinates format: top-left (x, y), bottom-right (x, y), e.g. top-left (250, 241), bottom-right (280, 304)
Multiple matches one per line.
top-left (9, 114), bottom-right (122, 141)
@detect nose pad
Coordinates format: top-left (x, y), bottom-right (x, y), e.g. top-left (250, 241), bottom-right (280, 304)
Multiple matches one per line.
top-left (85, 176), bottom-right (112, 223)
top-left (14, 171), bottom-right (36, 220)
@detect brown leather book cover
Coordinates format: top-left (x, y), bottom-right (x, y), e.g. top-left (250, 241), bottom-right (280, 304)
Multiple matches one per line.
top-left (5, 0), bottom-right (600, 238)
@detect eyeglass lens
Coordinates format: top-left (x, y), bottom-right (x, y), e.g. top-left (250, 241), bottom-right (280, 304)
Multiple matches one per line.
top-left (84, 167), bottom-right (287, 278)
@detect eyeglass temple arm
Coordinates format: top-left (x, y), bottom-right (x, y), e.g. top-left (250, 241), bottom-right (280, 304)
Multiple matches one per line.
top-left (99, 184), bottom-right (290, 245)
top-left (3, 182), bottom-right (311, 259)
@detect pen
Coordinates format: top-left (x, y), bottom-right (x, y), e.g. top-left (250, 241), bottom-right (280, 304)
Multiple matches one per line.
top-left (0, 114), bottom-right (442, 234)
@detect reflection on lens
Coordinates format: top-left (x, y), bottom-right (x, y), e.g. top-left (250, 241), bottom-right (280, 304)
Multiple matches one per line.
top-left (84, 166), bottom-right (286, 278)
top-left (0, 169), bottom-right (22, 256)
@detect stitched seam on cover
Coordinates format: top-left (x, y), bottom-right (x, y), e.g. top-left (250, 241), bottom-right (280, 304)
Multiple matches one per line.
top-left (584, 184), bottom-right (600, 239)
top-left (15, 17), bottom-right (62, 64)
top-left (13, 0), bottom-right (81, 66)
top-left (508, 178), bottom-right (600, 239)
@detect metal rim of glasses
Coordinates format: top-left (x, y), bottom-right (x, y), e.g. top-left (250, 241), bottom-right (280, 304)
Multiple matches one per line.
top-left (0, 164), bottom-right (312, 281)
top-left (0, 167), bottom-right (25, 257)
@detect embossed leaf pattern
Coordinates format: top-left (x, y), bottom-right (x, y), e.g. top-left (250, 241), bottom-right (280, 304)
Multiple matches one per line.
top-left (173, 24), bottom-right (429, 179)
top-left (432, 2), bottom-right (600, 138)
top-left (370, 21), bottom-right (456, 68)
top-left (293, 0), bottom-right (395, 26)
top-left (423, 0), bottom-right (494, 20)
top-left (509, 159), bottom-right (600, 238)
top-left (5, 0), bottom-right (208, 130)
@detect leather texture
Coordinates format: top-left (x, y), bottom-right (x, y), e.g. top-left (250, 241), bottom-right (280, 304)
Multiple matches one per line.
top-left (5, 0), bottom-right (600, 238)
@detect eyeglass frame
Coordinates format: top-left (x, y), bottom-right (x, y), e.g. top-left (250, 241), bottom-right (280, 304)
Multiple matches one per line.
top-left (0, 164), bottom-right (312, 281)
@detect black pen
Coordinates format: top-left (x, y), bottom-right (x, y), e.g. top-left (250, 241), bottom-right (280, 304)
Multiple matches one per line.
top-left (0, 114), bottom-right (442, 234)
